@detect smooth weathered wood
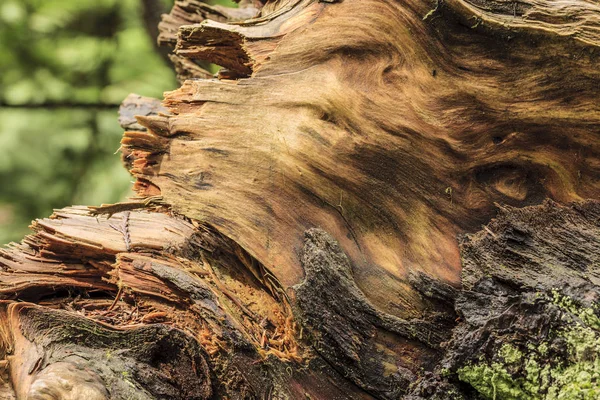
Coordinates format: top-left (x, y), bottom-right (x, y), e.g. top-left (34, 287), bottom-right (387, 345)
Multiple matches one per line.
top-left (128, 0), bottom-right (600, 321)
top-left (0, 301), bottom-right (212, 399)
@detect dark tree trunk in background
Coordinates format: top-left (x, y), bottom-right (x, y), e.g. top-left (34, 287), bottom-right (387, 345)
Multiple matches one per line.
top-left (140, 0), bottom-right (173, 64)
top-left (1, 0), bottom-right (600, 398)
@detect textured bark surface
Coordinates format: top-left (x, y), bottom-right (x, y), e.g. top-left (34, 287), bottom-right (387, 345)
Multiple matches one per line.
top-left (436, 200), bottom-right (600, 399)
top-left (1, 0), bottom-right (600, 398)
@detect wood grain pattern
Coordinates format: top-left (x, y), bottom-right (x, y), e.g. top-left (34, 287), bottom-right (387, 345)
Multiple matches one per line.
top-left (125, 0), bottom-right (600, 319)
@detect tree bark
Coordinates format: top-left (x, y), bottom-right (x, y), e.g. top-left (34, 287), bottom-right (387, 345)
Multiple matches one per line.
top-left (1, 0), bottom-right (600, 398)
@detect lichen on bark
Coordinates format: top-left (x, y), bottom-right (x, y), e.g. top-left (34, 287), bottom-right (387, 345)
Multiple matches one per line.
top-left (439, 201), bottom-right (600, 400)
top-left (457, 297), bottom-right (600, 400)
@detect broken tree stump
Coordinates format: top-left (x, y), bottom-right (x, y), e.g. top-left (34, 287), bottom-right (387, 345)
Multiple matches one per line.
top-left (1, 0), bottom-right (600, 398)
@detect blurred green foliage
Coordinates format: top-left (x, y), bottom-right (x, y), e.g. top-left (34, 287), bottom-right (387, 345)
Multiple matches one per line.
top-left (0, 0), bottom-right (176, 105)
top-left (0, 0), bottom-right (238, 244)
top-left (0, 0), bottom-right (177, 243)
top-left (0, 109), bottom-right (133, 244)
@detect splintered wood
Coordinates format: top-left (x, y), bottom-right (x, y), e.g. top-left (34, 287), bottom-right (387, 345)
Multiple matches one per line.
top-left (124, 0), bottom-right (600, 322)
top-left (0, 204), bottom-right (312, 397)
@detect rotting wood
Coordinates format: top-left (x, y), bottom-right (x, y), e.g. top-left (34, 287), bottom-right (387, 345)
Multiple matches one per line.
top-left (1, 0), bottom-right (600, 398)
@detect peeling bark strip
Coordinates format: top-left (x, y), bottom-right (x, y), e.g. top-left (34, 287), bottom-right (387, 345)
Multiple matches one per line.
top-left (1, 0), bottom-right (600, 398)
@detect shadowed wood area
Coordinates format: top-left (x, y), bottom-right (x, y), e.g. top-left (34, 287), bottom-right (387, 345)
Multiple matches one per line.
top-left (1, 0), bottom-right (600, 398)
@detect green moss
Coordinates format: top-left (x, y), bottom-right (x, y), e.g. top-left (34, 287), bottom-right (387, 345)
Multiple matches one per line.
top-left (458, 293), bottom-right (600, 399)
top-left (539, 342), bottom-right (549, 356)
top-left (499, 344), bottom-right (522, 365)
top-left (551, 290), bottom-right (600, 330)
top-left (458, 362), bottom-right (528, 400)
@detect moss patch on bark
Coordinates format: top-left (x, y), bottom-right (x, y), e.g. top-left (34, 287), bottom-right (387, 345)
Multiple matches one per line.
top-left (458, 292), bottom-right (600, 400)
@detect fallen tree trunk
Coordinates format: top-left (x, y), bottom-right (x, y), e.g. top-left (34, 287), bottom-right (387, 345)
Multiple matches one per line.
top-left (1, 0), bottom-right (600, 398)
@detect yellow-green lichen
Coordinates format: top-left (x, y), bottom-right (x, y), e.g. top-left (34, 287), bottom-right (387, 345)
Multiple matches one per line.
top-left (499, 344), bottom-right (522, 365)
top-left (551, 290), bottom-right (600, 330)
top-left (458, 293), bottom-right (600, 400)
top-left (458, 361), bottom-right (528, 400)
top-left (545, 326), bottom-right (600, 400)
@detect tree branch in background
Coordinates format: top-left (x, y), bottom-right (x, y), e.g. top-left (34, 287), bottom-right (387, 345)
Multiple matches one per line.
top-left (0, 103), bottom-right (121, 109)
top-left (140, 0), bottom-right (173, 65)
